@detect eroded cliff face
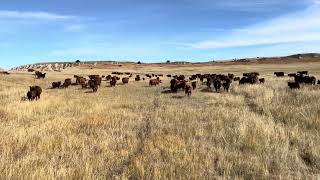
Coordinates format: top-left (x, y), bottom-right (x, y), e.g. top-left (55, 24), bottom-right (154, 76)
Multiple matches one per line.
top-left (11, 62), bottom-right (76, 71)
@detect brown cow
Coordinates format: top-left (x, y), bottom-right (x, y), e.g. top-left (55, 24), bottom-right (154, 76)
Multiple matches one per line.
top-left (122, 77), bottom-right (129, 84)
top-left (35, 71), bottom-right (46, 79)
top-left (88, 79), bottom-right (99, 92)
top-left (63, 78), bottom-right (72, 88)
top-left (52, 82), bottom-right (61, 89)
top-left (106, 75), bottom-right (112, 81)
top-left (28, 86), bottom-right (42, 100)
top-left (149, 79), bottom-right (161, 86)
top-left (110, 76), bottom-right (117, 87)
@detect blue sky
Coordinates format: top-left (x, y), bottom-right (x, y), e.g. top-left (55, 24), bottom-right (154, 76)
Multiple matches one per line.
top-left (1, 0), bottom-right (320, 68)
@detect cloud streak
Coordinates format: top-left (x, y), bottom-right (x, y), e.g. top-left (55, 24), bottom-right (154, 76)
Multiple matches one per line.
top-left (0, 10), bottom-right (77, 20)
top-left (181, 1), bottom-right (320, 49)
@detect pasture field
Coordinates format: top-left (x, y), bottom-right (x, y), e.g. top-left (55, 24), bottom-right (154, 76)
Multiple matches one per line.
top-left (1, 62), bottom-right (320, 179)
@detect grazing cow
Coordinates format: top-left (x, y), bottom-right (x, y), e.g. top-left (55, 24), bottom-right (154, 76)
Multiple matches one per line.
top-left (142, 77), bottom-right (145, 81)
top-left (106, 75), bottom-right (112, 81)
top-left (28, 69), bottom-right (35, 72)
top-left (27, 90), bottom-right (37, 101)
top-left (76, 77), bottom-right (87, 87)
top-left (228, 73), bottom-right (234, 80)
top-left (52, 82), bottom-right (61, 89)
top-left (35, 71), bottom-right (46, 79)
top-left (89, 75), bottom-right (102, 86)
top-left (294, 74), bottom-right (316, 85)
top-left (177, 75), bottom-right (185, 81)
top-left (304, 76), bottom-right (316, 85)
top-left (213, 79), bottom-right (222, 92)
top-left (110, 76), bottom-right (117, 87)
top-left (149, 79), bottom-right (161, 86)
top-left (288, 73), bottom-right (296, 77)
top-left (122, 77), bottom-right (129, 84)
top-left (167, 74), bottom-right (172, 78)
top-left (244, 72), bottom-right (259, 77)
top-left (318, 80), bottom-right (320, 85)
top-left (239, 75), bottom-right (259, 85)
top-left (185, 84), bottom-right (192, 96)
top-left (259, 78), bottom-right (265, 84)
top-left (233, 77), bottom-right (240, 81)
top-left (63, 78), bottom-right (72, 88)
top-left (191, 81), bottom-right (197, 90)
top-left (297, 71), bottom-right (308, 75)
top-left (288, 82), bottom-right (300, 89)
top-left (88, 79), bottom-right (99, 92)
top-left (274, 72), bottom-right (285, 77)
top-left (28, 86), bottom-right (42, 100)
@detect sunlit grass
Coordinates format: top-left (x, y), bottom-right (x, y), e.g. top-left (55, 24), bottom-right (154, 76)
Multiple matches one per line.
top-left (1, 62), bottom-right (320, 179)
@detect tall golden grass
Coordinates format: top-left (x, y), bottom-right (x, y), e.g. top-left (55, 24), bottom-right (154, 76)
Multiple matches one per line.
top-left (0, 62), bottom-right (320, 179)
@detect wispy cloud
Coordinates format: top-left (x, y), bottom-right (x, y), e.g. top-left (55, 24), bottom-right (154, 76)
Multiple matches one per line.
top-left (0, 10), bottom-right (77, 20)
top-left (64, 24), bottom-right (87, 32)
top-left (181, 1), bottom-right (320, 49)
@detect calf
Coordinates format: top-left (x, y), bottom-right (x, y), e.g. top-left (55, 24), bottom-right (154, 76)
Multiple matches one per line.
top-left (259, 78), bottom-right (265, 84)
top-left (185, 84), bottom-right (192, 96)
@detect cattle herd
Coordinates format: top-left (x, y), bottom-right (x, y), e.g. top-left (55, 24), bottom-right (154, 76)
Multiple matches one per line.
top-left (24, 70), bottom-right (319, 101)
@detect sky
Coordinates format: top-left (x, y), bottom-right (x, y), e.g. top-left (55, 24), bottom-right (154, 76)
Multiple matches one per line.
top-left (1, 0), bottom-right (320, 69)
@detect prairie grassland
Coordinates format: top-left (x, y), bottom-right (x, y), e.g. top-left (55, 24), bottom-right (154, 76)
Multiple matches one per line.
top-left (1, 62), bottom-right (320, 179)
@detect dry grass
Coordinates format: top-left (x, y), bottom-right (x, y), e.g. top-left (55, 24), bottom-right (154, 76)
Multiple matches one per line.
top-left (1, 62), bottom-right (320, 179)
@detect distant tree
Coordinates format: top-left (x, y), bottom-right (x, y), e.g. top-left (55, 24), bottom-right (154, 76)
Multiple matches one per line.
top-left (75, 60), bottom-right (81, 63)
top-left (137, 61), bottom-right (141, 64)
top-left (166, 60), bottom-right (170, 64)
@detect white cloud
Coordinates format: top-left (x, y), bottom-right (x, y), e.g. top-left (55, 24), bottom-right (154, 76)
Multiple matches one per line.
top-left (181, 1), bottom-right (320, 49)
top-left (0, 10), bottom-right (77, 20)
